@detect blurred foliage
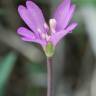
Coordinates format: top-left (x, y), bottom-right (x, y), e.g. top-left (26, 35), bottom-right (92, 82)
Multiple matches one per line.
top-left (73, 0), bottom-right (96, 6)
top-left (15, 0), bottom-right (47, 4)
top-left (0, 52), bottom-right (17, 96)
top-left (25, 63), bottom-right (46, 96)
top-left (27, 63), bottom-right (46, 74)
top-left (26, 87), bottom-right (45, 96)
top-left (0, 9), bottom-right (5, 16)
top-left (51, 0), bottom-right (96, 7)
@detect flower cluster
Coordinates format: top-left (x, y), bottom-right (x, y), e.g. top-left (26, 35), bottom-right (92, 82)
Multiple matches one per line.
top-left (17, 0), bottom-right (77, 57)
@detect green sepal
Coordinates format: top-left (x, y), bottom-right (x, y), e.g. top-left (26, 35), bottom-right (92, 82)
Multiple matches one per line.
top-left (44, 42), bottom-right (55, 57)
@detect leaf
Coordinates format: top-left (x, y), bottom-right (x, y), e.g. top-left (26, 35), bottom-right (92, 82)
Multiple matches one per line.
top-left (0, 52), bottom-right (17, 96)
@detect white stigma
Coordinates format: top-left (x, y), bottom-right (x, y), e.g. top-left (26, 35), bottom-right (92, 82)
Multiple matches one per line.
top-left (37, 28), bottom-right (49, 41)
top-left (44, 23), bottom-right (49, 30)
top-left (49, 18), bottom-right (56, 34)
top-left (41, 33), bottom-right (46, 39)
top-left (46, 35), bottom-right (51, 41)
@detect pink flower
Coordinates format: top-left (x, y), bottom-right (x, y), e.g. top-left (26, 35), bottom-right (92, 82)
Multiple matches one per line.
top-left (17, 0), bottom-right (77, 57)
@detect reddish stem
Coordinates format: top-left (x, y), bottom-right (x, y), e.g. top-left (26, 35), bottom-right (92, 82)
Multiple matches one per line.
top-left (47, 57), bottom-right (53, 96)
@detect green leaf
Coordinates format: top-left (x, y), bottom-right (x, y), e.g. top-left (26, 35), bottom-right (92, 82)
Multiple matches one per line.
top-left (0, 52), bottom-right (17, 96)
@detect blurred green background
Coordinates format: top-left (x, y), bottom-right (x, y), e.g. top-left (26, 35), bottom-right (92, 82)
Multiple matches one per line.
top-left (0, 0), bottom-right (96, 96)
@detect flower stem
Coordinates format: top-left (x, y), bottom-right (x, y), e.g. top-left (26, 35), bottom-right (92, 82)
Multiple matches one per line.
top-left (47, 57), bottom-right (53, 96)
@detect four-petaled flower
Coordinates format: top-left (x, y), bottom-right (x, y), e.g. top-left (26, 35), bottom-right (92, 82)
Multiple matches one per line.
top-left (17, 0), bottom-right (77, 57)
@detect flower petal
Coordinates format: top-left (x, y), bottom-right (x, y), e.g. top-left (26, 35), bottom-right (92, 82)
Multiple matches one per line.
top-left (50, 30), bottom-right (68, 46)
top-left (17, 27), bottom-right (46, 47)
top-left (51, 22), bottom-right (77, 46)
top-left (26, 1), bottom-right (47, 33)
top-left (63, 4), bottom-right (76, 29)
top-left (21, 37), bottom-right (33, 41)
top-left (22, 37), bottom-right (46, 47)
top-left (53, 0), bottom-right (71, 30)
top-left (66, 22), bottom-right (77, 32)
top-left (18, 5), bottom-right (37, 33)
top-left (17, 27), bottom-right (35, 39)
